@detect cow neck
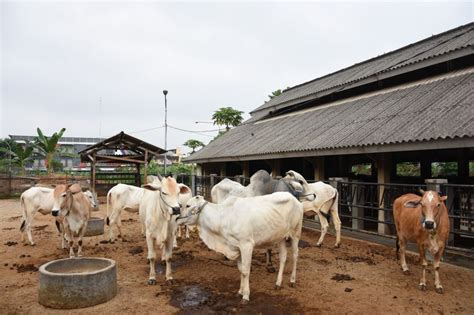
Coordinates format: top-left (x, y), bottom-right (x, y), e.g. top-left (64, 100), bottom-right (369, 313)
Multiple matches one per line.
top-left (197, 202), bottom-right (224, 233)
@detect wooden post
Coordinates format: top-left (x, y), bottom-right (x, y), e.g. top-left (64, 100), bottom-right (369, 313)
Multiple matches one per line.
top-left (220, 164), bottom-right (226, 177)
top-left (314, 157), bottom-right (325, 181)
top-left (242, 161), bottom-right (249, 178)
top-left (91, 153), bottom-right (96, 194)
top-left (376, 153), bottom-right (391, 235)
top-left (271, 159), bottom-right (281, 178)
top-left (144, 150), bottom-right (148, 184)
top-left (136, 163), bottom-right (141, 187)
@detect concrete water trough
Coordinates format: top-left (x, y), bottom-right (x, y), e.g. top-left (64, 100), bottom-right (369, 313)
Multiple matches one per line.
top-left (84, 217), bottom-right (104, 237)
top-left (39, 257), bottom-right (117, 309)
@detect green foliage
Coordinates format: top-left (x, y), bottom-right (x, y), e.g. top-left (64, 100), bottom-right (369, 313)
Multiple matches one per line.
top-left (267, 87), bottom-right (290, 101)
top-left (470, 161), bottom-right (474, 177)
top-left (351, 163), bottom-right (372, 176)
top-left (147, 160), bottom-right (193, 176)
top-left (50, 160), bottom-right (64, 173)
top-left (396, 162), bottom-right (421, 177)
top-left (212, 107), bottom-right (244, 131)
top-left (0, 139), bottom-right (35, 175)
top-left (34, 127), bottom-right (66, 174)
top-left (432, 162), bottom-right (458, 177)
top-left (183, 139), bottom-right (205, 153)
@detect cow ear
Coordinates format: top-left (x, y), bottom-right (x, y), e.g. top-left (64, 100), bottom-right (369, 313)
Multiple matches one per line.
top-left (288, 180), bottom-right (303, 193)
top-left (440, 195), bottom-right (448, 201)
top-left (419, 189), bottom-right (425, 195)
top-left (404, 199), bottom-right (421, 208)
top-left (178, 184), bottom-right (191, 195)
top-left (143, 184), bottom-right (161, 192)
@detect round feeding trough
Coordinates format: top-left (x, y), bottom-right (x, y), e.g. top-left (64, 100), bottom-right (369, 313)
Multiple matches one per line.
top-left (84, 217), bottom-right (104, 237)
top-left (39, 257), bottom-right (117, 309)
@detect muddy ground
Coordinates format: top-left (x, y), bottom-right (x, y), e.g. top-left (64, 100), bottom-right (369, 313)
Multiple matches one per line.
top-left (0, 198), bottom-right (473, 314)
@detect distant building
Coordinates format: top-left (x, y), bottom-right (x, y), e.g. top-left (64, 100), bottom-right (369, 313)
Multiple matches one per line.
top-left (9, 135), bottom-right (105, 170)
top-left (156, 147), bottom-right (184, 166)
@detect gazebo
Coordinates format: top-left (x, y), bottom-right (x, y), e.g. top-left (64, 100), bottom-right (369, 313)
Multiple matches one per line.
top-left (79, 131), bottom-right (166, 196)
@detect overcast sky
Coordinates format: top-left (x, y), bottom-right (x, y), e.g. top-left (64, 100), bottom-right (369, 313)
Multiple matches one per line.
top-left (1, 1), bottom-right (472, 154)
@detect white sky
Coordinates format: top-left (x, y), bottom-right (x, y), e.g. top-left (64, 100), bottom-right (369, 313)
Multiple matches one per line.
top-left (1, 1), bottom-right (472, 154)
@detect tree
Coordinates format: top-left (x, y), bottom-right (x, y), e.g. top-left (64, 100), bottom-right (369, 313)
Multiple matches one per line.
top-left (267, 87), bottom-right (290, 101)
top-left (183, 139), bottom-right (205, 153)
top-left (0, 139), bottom-right (35, 175)
top-left (34, 127), bottom-right (66, 174)
top-left (212, 107), bottom-right (244, 131)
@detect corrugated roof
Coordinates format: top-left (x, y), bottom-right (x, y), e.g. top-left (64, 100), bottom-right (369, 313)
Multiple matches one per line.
top-left (187, 68), bottom-right (474, 163)
top-left (252, 23), bottom-right (473, 115)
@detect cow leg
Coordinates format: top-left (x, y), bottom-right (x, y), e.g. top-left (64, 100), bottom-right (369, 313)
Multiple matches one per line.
top-left (239, 244), bottom-right (253, 303)
top-left (331, 209), bottom-right (342, 248)
top-left (163, 231), bottom-right (175, 283)
top-left (266, 249), bottom-right (276, 273)
top-left (418, 243), bottom-right (427, 290)
top-left (23, 211), bottom-right (36, 246)
top-left (237, 258), bottom-right (244, 296)
top-left (117, 216), bottom-right (123, 239)
top-left (316, 213), bottom-right (329, 247)
top-left (146, 233), bottom-right (157, 285)
top-left (399, 237), bottom-right (409, 274)
top-left (65, 228), bottom-right (75, 258)
top-left (77, 226), bottom-right (88, 257)
top-left (275, 240), bottom-right (287, 289)
top-left (185, 226), bottom-right (190, 239)
top-left (290, 235), bottom-right (299, 287)
top-left (177, 225), bottom-right (182, 238)
top-left (434, 247), bottom-right (445, 294)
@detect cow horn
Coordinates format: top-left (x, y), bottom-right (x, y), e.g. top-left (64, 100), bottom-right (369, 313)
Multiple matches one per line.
top-left (419, 189), bottom-right (425, 195)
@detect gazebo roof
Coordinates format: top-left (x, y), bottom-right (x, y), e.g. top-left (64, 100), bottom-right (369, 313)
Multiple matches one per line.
top-left (79, 131), bottom-right (165, 164)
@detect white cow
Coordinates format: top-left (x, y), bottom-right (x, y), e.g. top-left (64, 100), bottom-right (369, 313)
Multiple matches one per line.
top-left (51, 184), bottom-right (91, 258)
top-left (20, 185), bottom-right (98, 246)
top-left (178, 192), bottom-right (303, 303)
top-left (106, 184), bottom-right (145, 241)
top-left (141, 177), bottom-right (182, 285)
top-left (285, 170), bottom-right (342, 248)
top-left (211, 178), bottom-right (244, 203)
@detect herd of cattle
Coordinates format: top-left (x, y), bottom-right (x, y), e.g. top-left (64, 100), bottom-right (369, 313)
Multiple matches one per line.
top-left (17, 170), bottom-right (450, 303)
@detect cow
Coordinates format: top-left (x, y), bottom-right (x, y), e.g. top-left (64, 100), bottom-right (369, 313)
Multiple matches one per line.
top-left (19, 185), bottom-right (98, 246)
top-left (51, 184), bottom-right (91, 258)
top-left (393, 190), bottom-right (450, 293)
top-left (284, 170), bottom-right (342, 248)
top-left (210, 170), bottom-right (314, 271)
top-left (105, 176), bottom-right (163, 242)
top-left (106, 184), bottom-right (145, 242)
top-left (138, 181), bottom-right (193, 247)
top-left (177, 192), bottom-right (303, 303)
top-left (140, 176), bottom-right (182, 285)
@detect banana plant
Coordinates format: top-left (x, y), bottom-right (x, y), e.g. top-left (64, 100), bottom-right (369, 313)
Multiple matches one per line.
top-left (34, 128), bottom-right (66, 174)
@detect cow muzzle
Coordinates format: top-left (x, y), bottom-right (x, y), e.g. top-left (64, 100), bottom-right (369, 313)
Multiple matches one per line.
top-left (172, 206), bottom-right (181, 216)
top-left (424, 220), bottom-right (435, 230)
top-left (51, 209), bottom-right (60, 217)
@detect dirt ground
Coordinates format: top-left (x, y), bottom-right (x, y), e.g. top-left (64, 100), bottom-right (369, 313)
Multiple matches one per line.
top-left (0, 198), bottom-right (473, 315)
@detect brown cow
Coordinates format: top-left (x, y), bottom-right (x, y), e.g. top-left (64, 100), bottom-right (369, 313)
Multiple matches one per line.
top-left (393, 190), bottom-right (449, 293)
top-left (51, 184), bottom-right (91, 258)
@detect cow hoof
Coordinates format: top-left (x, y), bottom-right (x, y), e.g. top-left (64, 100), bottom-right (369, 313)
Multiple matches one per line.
top-left (148, 279), bottom-right (157, 285)
top-left (166, 279), bottom-right (175, 285)
top-left (275, 285), bottom-right (282, 290)
top-left (266, 266), bottom-right (276, 273)
top-left (315, 243), bottom-right (322, 248)
top-left (435, 287), bottom-right (444, 294)
top-left (419, 284), bottom-right (427, 291)
top-left (240, 299), bottom-right (249, 305)
top-left (290, 282), bottom-right (296, 288)
top-left (403, 270), bottom-right (410, 275)
top-left (30, 243), bottom-right (36, 246)
top-left (334, 244), bottom-right (340, 249)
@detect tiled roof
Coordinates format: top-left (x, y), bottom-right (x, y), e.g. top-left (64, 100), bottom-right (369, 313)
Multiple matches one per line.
top-left (187, 68), bottom-right (473, 162)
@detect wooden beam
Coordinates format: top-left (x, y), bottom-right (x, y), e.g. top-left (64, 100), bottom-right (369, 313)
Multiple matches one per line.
top-left (92, 153), bottom-right (97, 193)
top-left (95, 155), bottom-right (145, 164)
top-left (144, 150), bottom-right (148, 184)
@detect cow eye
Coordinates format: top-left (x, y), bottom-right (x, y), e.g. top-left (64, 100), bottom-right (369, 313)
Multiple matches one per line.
top-left (162, 192), bottom-right (168, 196)
top-left (437, 203), bottom-right (441, 208)
top-left (186, 205), bottom-right (190, 208)
top-left (61, 193), bottom-right (67, 197)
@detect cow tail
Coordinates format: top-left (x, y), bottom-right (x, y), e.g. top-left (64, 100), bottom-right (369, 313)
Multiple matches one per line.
top-left (106, 191), bottom-right (111, 226)
top-left (19, 196), bottom-right (26, 232)
top-left (396, 236), bottom-right (400, 260)
top-left (322, 190), bottom-right (338, 223)
top-left (55, 220), bottom-right (61, 233)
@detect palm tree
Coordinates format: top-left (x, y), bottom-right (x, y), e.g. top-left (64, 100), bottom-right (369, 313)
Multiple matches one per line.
top-left (212, 107), bottom-right (244, 131)
top-left (183, 139), bottom-right (205, 153)
top-left (267, 87), bottom-right (290, 101)
top-left (0, 139), bottom-right (35, 175)
top-left (34, 127), bottom-right (66, 174)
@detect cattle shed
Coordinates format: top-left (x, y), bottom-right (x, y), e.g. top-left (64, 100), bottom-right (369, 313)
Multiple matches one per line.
top-left (185, 23), bottom-right (474, 250)
top-left (79, 131), bottom-right (165, 196)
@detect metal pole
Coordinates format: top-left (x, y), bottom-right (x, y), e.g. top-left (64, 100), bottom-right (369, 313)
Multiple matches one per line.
top-left (163, 90), bottom-right (168, 176)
